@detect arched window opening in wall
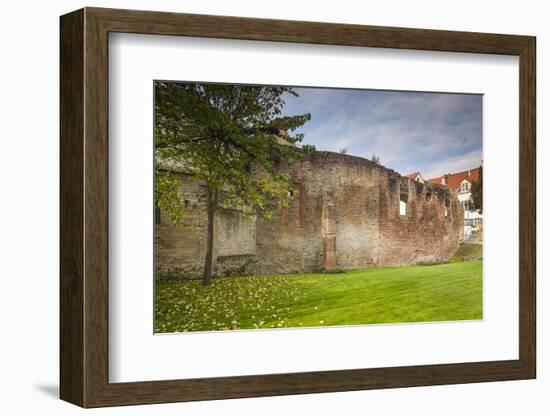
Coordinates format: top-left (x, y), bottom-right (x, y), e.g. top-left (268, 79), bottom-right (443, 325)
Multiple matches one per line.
top-left (399, 199), bottom-right (407, 216)
top-left (399, 181), bottom-right (408, 216)
top-left (444, 197), bottom-right (450, 218)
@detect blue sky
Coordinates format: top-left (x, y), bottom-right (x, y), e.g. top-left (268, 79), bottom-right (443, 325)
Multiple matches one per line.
top-left (281, 88), bottom-right (482, 179)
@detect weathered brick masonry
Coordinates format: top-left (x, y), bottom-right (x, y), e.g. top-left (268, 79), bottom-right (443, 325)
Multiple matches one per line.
top-left (155, 152), bottom-right (463, 278)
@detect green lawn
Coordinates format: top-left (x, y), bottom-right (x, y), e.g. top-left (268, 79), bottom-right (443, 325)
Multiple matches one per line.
top-left (155, 261), bottom-right (482, 333)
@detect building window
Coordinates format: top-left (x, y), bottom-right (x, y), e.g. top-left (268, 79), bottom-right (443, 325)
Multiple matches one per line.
top-left (399, 200), bottom-right (407, 216)
top-left (461, 181), bottom-right (470, 192)
top-left (399, 182), bottom-right (408, 216)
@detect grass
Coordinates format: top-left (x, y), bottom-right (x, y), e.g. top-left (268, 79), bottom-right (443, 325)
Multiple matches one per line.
top-left (449, 243), bottom-right (483, 262)
top-left (155, 260), bottom-right (482, 333)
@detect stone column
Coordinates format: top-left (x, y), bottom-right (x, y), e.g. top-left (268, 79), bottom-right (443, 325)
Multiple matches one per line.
top-left (322, 191), bottom-right (337, 270)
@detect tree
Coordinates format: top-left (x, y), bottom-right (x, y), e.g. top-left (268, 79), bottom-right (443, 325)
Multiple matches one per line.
top-left (154, 82), bottom-right (311, 285)
top-left (470, 164), bottom-right (483, 213)
top-left (371, 154), bottom-right (380, 164)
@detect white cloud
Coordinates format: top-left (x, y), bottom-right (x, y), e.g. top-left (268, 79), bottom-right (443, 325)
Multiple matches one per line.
top-left (283, 88), bottom-right (482, 176)
top-left (422, 149), bottom-right (483, 179)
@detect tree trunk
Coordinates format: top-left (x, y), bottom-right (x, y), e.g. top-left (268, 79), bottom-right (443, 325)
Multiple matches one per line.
top-left (202, 186), bottom-right (217, 285)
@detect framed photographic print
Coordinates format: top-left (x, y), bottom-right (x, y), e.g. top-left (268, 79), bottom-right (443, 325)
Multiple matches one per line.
top-left (60, 7), bottom-right (536, 408)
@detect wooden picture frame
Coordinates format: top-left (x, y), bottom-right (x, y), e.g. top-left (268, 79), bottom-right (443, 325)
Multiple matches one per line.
top-left (60, 7), bottom-right (536, 408)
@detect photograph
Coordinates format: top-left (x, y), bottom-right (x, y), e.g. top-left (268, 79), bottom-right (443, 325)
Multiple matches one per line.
top-left (51, 4), bottom-right (538, 410)
top-left (153, 81), bottom-right (484, 333)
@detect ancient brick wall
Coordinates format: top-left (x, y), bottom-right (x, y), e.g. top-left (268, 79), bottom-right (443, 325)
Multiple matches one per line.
top-left (155, 176), bottom-right (206, 278)
top-left (255, 152), bottom-right (379, 275)
top-left (155, 175), bottom-right (256, 278)
top-left (377, 169), bottom-right (464, 266)
top-left (155, 151), bottom-right (463, 279)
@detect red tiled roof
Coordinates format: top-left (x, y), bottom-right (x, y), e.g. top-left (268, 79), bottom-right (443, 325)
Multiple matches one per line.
top-left (427, 167), bottom-right (481, 192)
top-left (404, 171), bottom-right (421, 179)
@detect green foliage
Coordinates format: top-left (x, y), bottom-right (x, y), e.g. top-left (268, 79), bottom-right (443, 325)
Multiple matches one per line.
top-left (470, 164), bottom-right (483, 213)
top-left (155, 261), bottom-right (482, 332)
top-left (155, 172), bottom-right (186, 223)
top-left (301, 144), bottom-right (317, 155)
top-left (154, 82), bottom-right (312, 221)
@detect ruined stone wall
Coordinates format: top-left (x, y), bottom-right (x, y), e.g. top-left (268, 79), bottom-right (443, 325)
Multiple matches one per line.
top-left (377, 169), bottom-right (464, 266)
top-left (255, 152), bottom-right (379, 275)
top-left (155, 175), bottom-right (256, 278)
top-left (155, 151), bottom-right (463, 279)
top-left (256, 152), bottom-right (378, 274)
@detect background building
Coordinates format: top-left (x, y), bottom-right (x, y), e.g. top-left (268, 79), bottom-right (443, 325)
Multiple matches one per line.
top-left (427, 168), bottom-right (482, 227)
top-left (406, 167), bottom-right (482, 242)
